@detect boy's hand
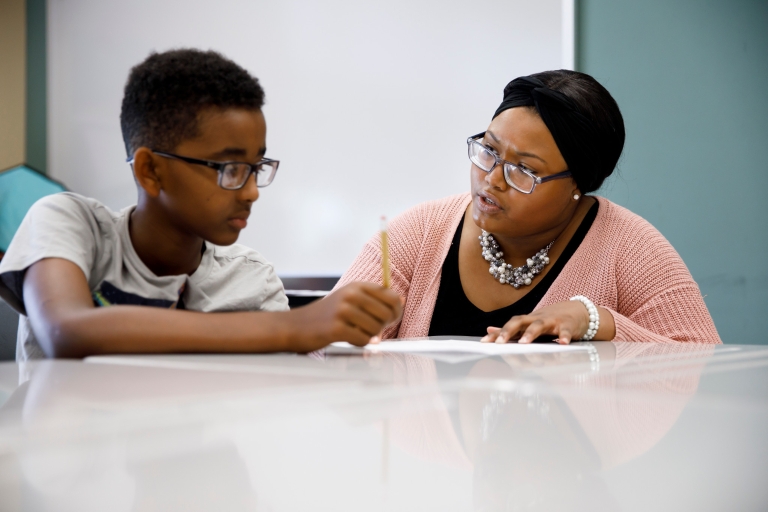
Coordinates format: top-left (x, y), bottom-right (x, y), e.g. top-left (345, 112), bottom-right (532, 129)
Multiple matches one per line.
top-left (287, 282), bottom-right (403, 352)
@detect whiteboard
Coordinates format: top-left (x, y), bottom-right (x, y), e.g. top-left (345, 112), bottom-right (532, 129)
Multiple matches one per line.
top-left (48, 0), bottom-right (571, 276)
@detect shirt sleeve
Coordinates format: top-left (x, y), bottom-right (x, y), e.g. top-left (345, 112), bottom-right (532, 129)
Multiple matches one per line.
top-left (258, 268), bottom-right (290, 312)
top-left (0, 193), bottom-right (100, 315)
top-left (192, 245), bottom-right (290, 313)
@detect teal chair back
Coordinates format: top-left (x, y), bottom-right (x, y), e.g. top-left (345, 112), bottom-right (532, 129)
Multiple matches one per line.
top-left (0, 166), bottom-right (67, 252)
top-left (0, 166), bottom-right (65, 360)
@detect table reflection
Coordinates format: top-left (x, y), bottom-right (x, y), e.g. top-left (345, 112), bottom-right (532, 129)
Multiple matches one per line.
top-left (375, 342), bottom-right (714, 511)
top-left (1, 359), bottom-right (321, 512)
top-left (0, 342), bottom-right (716, 511)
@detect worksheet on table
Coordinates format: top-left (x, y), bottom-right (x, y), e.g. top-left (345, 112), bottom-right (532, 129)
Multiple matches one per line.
top-left (326, 339), bottom-right (589, 360)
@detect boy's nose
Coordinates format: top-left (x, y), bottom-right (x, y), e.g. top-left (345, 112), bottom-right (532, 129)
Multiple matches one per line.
top-left (237, 172), bottom-right (260, 202)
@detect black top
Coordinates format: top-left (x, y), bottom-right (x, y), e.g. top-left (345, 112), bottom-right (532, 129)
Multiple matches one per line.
top-left (428, 201), bottom-right (599, 337)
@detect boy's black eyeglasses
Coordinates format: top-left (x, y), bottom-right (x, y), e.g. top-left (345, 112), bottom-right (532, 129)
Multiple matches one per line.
top-left (127, 151), bottom-right (279, 189)
top-left (467, 132), bottom-right (571, 194)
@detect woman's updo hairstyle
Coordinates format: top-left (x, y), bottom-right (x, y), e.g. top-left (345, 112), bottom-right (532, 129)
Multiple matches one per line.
top-left (493, 70), bottom-right (625, 194)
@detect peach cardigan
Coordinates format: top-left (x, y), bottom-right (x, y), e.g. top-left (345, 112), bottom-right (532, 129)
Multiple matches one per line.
top-left (336, 194), bottom-right (721, 343)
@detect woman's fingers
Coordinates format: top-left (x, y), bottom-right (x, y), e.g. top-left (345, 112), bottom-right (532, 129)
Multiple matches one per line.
top-left (486, 314), bottom-right (571, 344)
top-left (481, 326), bottom-right (502, 342)
top-left (517, 319), bottom-right (549, 344)
top-left (494, 316), bottom-right (528, 344)
top-left (484, 301), bottom-right (594, 345)
top-left (554, 328), bottom-right (573, 345)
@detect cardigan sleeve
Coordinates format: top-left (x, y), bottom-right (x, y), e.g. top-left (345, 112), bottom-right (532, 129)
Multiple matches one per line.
top-left (610, 214), bottom-right (721, 344)
top-left (334, 202), bottom-right (428, 338)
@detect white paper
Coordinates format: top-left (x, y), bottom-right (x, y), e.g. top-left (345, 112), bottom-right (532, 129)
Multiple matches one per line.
top-left (327, 339), bottom-right (590, 357)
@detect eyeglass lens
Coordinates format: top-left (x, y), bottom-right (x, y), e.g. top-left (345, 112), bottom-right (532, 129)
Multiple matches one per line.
top-left (468, 140), bottom-right (535, 193)
top-left (220, 162), bottom-right (278, 189)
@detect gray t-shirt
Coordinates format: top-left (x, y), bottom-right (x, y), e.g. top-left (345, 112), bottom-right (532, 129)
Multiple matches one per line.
top-left (0, 192), bottom-right (288, 361)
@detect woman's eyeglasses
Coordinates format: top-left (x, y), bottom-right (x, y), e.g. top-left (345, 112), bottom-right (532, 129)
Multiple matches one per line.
top-left (467, 132), bottom-right (571, 194)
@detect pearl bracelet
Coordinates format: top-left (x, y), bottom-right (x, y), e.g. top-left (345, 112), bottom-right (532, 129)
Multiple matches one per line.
top-left (570, 295), bottom-right (599, 341)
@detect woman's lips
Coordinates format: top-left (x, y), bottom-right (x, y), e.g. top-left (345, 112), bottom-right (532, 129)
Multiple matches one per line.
top-left (476, 192), bottom-right (503, 213)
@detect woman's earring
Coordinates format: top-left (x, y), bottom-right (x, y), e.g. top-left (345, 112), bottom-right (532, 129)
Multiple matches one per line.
top-left (573, 194), bottom-right (580, 200)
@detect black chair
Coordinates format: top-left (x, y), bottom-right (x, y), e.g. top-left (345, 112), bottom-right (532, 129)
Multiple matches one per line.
top-left (280, 277), bottom-right (340, 308)
top-left (0, 299), bottom-right (18, 361)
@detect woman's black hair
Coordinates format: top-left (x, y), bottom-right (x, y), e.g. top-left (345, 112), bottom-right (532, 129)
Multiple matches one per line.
top-left (495, 70), bottom-right (625, 194)
top-left (120, 49), bottom-right (265, 157)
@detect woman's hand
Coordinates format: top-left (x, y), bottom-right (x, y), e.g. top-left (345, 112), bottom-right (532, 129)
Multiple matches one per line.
top-left (480, 300), bottom-right (616, 344)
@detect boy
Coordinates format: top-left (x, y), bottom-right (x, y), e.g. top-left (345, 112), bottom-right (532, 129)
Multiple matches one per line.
top-left (0, 49), bottom-right (401, 360)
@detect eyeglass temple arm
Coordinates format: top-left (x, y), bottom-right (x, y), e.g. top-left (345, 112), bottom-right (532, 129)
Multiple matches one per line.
top-left (537, 170), bottom-right (573, 183)
top-left (125, 151), bottom-right (220, 169)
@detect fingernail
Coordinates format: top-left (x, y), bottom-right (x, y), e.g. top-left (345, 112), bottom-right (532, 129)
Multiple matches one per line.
top-left (520, 336), bottom-right (530, 344)
top-left (480, 336), bottom-right (489, 343)
top-left (369, 336), bottom-right (380, 344)
top-left (495, 336), bottom-right (505, 344)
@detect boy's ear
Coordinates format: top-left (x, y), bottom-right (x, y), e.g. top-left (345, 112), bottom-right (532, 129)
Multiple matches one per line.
top-left (131, 148), bottom-right (163, 198)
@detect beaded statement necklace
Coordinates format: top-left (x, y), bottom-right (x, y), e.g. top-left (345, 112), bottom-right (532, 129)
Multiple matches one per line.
top-left (480, 230), bottom-right (554, 288)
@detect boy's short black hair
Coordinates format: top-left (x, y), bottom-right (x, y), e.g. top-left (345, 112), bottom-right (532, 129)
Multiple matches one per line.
top-left (120, 49), bottom-right (265, 156)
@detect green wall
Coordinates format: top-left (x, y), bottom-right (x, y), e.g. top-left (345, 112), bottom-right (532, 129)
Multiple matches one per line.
top-left (26, 0), bottom-right (46, 173)
top-left (577, 0), bottom-right (768, 344)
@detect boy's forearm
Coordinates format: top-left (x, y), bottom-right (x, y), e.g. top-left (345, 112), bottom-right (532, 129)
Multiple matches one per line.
top-left (40, 307), bottom-right (297, 358)
top-left (23, 258), bottom-right (401, 358)
top-left (22, 258), bottom-right (300, 358)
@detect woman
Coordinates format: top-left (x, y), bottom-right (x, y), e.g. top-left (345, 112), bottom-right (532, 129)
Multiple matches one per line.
top-left (337, 70), bottom-right (721, 344)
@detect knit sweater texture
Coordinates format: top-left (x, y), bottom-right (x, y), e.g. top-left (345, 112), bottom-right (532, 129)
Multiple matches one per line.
top-left (336, 194), bottom-right (721, 343)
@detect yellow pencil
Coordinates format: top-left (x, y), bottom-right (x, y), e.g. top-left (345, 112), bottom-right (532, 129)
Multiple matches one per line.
top-left (380, 216), bottom-right (391, 288)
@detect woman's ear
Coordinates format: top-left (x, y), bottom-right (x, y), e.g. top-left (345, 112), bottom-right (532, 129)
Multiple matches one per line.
top-left (131, 148), bottom-right (162, 198)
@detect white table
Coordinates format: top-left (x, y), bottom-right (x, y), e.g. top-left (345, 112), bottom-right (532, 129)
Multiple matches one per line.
top-left (0, 341), bottom-right (766, 511)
